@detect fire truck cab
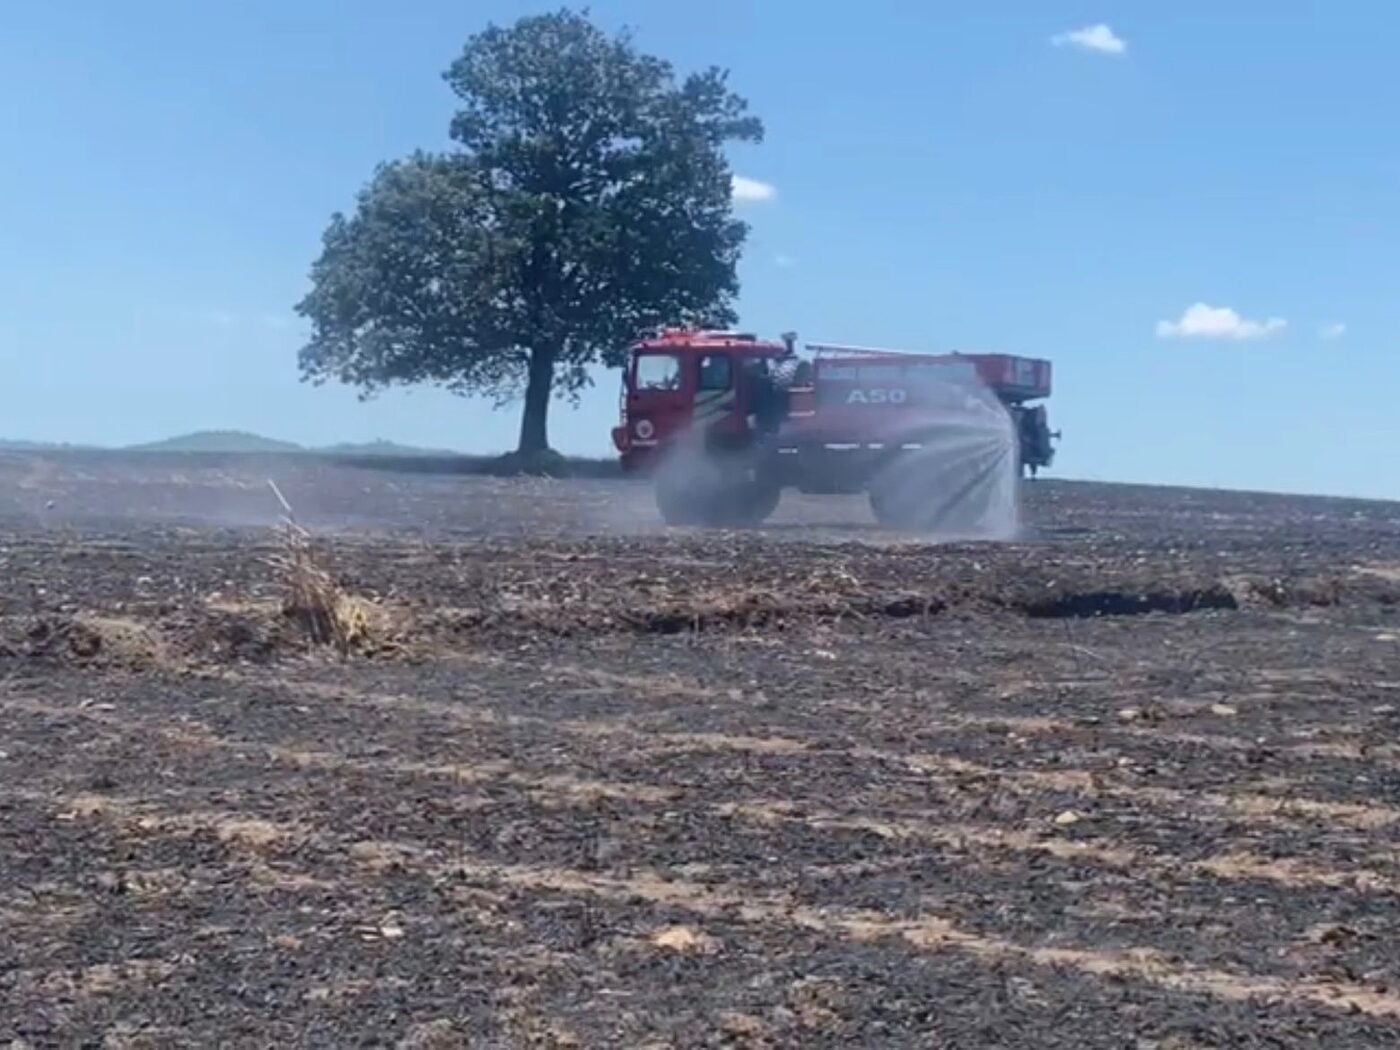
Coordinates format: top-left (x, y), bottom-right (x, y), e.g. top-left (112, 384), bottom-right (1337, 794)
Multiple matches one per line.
top-left (611, 328), bottom-right (795, 475)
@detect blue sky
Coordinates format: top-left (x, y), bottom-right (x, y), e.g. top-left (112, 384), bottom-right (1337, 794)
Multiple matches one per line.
top-left (2, 2), bottom-right (1396, 498)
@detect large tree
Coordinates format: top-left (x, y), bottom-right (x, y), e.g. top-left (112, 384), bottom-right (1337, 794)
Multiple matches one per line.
top-left (297, 9), bottom-right (763, 461)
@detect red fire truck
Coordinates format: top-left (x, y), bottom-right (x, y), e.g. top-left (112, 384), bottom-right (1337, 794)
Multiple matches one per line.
top-left (611, 328), bottom-right (1056, 527)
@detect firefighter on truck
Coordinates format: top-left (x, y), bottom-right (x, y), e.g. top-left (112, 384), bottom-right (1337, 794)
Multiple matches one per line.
top-left (745, 334), bottom-right (804, 437)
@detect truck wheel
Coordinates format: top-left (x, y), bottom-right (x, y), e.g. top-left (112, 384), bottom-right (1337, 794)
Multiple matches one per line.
top-left (655, 457), bottom-right (708, 524)
top-left (868, 445), bottom-right (1015, 536)
top-left (656, 482), bottom-right (700, 525)
top-left (654, 442), bottom-right (729, 525)
top-left (724, 475), bottom-right (781, 526)
top-left (655, 447), bottom-right (779, 527)
top-left (868, 473), bottom-right (921, 529)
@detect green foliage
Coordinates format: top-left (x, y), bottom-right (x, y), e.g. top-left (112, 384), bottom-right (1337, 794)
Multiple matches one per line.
top-left (297, 8), bottom-right (763, 454)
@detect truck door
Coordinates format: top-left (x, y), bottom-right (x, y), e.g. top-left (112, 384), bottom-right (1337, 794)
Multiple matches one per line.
top-left (693, 352), bottom-right (739, 436)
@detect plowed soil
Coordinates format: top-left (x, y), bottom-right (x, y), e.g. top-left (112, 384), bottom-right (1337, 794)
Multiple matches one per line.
top-left (2, 452), bottom-right (1399, 1048)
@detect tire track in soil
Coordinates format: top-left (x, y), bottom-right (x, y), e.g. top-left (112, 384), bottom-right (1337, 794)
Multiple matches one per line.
top-left (5, 687), bottom-right (1397, 896)
top-left (245, 643), bottom-right (1400, 801)
top-left (208, 675), bottom-right (1400, 833)
top-left (4, 692), bottom-right (1398, 961)
top-left (430, 653), bottom-right (1400, 774)
top-left (12, 789), bottom-right (1400, 1023)
top-left (5, 686), bottom-right (1394, 890)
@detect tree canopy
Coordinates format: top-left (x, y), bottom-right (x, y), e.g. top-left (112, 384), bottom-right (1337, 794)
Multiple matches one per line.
top-left (297, 9), bottom-right (763, 460)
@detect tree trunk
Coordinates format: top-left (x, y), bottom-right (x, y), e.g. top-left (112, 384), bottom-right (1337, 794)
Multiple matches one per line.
top-left (516, 346), bottom-right (555, 455)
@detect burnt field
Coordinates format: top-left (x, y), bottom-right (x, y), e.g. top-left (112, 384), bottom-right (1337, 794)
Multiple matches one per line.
top-left (2, 452), bottom-right (1399, 1048)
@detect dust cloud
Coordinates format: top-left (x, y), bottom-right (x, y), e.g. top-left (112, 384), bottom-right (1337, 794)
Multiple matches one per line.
top-left (2, 378), bottom-right (1022, 543)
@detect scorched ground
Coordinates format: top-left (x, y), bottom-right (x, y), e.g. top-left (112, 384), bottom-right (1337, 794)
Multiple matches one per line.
top-left (1, 453), bottom-right (1398, 1047)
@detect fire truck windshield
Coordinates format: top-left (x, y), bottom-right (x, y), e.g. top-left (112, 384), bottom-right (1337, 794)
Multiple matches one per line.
top-left (635, 353), bottom-right (682, 391)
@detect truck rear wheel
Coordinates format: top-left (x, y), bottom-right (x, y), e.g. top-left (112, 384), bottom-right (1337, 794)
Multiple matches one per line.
top-left (868, 478), bottom-right (918, 529)
top-left (868, 442), bottom-right (1016, 536)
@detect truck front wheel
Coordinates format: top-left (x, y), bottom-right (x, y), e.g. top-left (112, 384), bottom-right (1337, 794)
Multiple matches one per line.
top-left (655, 447), bottom-right (780, 527)
top-left (731, 473), bottom-right (781, 526)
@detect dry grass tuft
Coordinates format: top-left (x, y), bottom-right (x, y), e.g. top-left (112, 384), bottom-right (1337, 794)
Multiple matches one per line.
top-left (266, 481), bottom-right (386, 653)
top-left (269, 520), bottom-right (379, 651)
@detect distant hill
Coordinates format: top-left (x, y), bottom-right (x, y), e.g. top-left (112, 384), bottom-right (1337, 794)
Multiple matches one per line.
top-left (126, 430), bottom-right (305, 453)
top-left (7, 431), bottom-right (463, 457)
top-left (0, 438), bottom-right (94, 451)
top-left (319, 439), bottom-right (459, 457)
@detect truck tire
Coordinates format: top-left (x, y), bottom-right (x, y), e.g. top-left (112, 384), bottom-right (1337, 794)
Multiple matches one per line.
top-left (655, 446), bottom-right (779, 527)
top-left (868, 443), bottom-right (1014, 536)
top-left (867, 477), bottom-right (916, 529)
top-left (868, 461), bottom-right (935, 529)
top-left (726, 473), bottom-right (781, 526)
top-left (655, 456), bottom-right (709, 525)
top-left (655, 475), bottom-right (703, 525)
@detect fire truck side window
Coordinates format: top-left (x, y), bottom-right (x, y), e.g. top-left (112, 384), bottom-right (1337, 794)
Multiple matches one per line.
top-left (635, 353), bottom-right (682, 391)
top-left (698, 354), bottom-right (732, 391)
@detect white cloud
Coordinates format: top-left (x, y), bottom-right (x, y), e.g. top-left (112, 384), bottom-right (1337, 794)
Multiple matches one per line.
top-left (1155, 303), bottom-right (1287, 341)
top-left (731, 175), bottom-right (776, 203)
top-left (773, 253), bottom-right (797, 269)
top-left (1320, 322), bottom-right (1347, 341)
top-left (1051, 24), bottom-right (1127, 55)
